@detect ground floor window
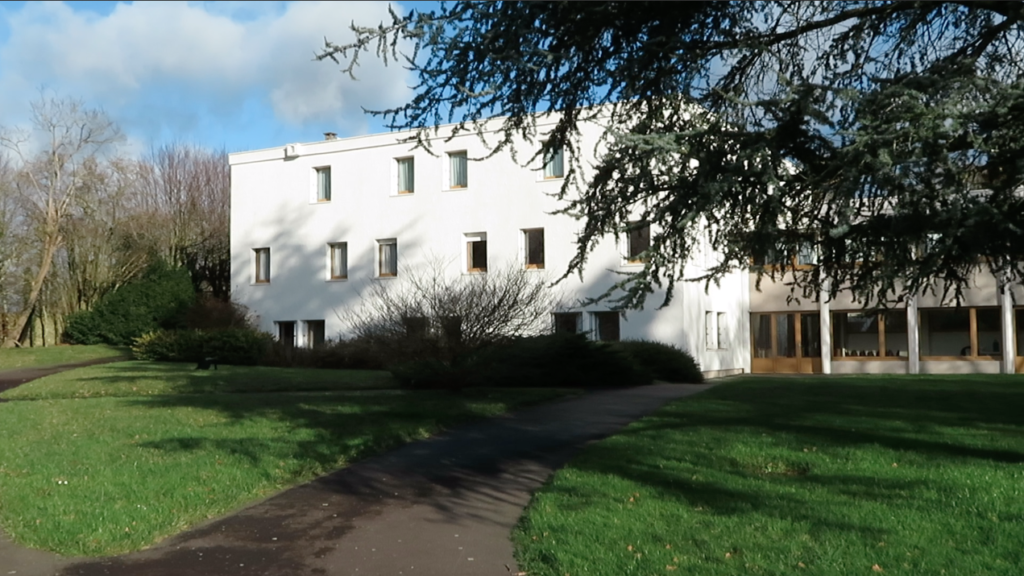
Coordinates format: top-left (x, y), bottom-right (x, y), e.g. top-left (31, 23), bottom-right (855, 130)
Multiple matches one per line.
top-left (304, 320), bottom-right (325, 349)
top-left (275, 321), bottom-right (296, 348)
top-left (920, 307), bottom-right (1001, 358)
top-left (800, 313), bottom-right (821, 358)
top-left (591, 311), bottom-right (620, 342)
top-left (832, 310), bottom-right (909, 359)
top-left (1017, 309), bottom-right (1024, 357)
top-left (553, 312), bottom-right (582, 334)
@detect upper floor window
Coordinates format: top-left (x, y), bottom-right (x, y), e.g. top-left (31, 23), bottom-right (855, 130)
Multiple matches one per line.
top-left (378, 239), bottom-right (398, 277)
top-left (328, 242), bottom-right (348, 280)
top-left (524, 228), bottom-right (545, 269)
top-left (626, 222), bottom-right (650, 264)
top-left (254, 247), bottom-right (270, 284)
top-left (316, 167), bottom-right (331, 202)
top-left (449, 151), bottom-right (468, 188)
top-left (543, 145), bottom-right (564, 179)
top-left (396, 157), bottom-right (415, 194)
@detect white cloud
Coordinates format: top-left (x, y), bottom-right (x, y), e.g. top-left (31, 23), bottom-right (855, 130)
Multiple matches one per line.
top-left (0, 1), bottom-right (414, 145)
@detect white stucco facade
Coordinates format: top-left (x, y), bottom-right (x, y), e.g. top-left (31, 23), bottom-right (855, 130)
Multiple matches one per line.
top-left (229, 117), bottom-right (751, 377)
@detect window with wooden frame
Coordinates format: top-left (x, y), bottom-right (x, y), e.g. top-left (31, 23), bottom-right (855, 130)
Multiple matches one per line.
top-left (466, 233), bottom-right (487, 273)
top-left (543, 144), bottom-right (564, 179)
top-left (592, 311), bottom-right (621, 342)
top-left (315, 167), bottom-right (331, 202)
top-left (524, 228), bottom-right (545, 269)
top-left (832, 310), bottom-right (910, 359)
top-left (448, 151), bottom-right (468, 188)
top-left (705, 311), bottom-right (717, 350)
top-left (626, 222), bottom-right (650, 264)
top-left (396, 157), bottom-right (415, 194)
top-left (378, 239), bottom-right (398, 277)
top-left (254, 247), bottom-right (270, 284)
top-left (328, 242), bottom-right (347, 280)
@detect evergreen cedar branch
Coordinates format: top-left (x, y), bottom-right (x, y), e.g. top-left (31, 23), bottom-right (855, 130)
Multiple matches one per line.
top-left (318, 1), bottom-right (1024, 310)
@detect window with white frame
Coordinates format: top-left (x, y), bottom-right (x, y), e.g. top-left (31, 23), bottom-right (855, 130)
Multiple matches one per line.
top-left (449, 151), bottom-right (468, 188)
top-left (254, 247), bottom-right (270, 283)
top-left (553, 312), bottom-right (582, 334)
top-left (396, 157), bottom-right (415, 194)
top-left (626, 222), bottom-right (650, 264)
top-left (328, 242), bottom-right (347, 280)
top-left (523, 228), bottom-right (545, 269)
top-left (378, 239), bottom-right (398, 277)
top-left (543, 144), bottom-right (564, 179)
top-left (592, 311), bottom-right (620, 342)
top-left (315, 167), bottom-right (331, 202)
top-left (705, 311), bottom-right (717, 349)
top-left (717, 312), bottom-right (728, 349)
top-left (465, 232), bottom-right (488, 273)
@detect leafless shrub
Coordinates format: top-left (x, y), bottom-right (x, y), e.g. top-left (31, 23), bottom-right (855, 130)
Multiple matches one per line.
top-left (342, 258), bottom-right (564, 364)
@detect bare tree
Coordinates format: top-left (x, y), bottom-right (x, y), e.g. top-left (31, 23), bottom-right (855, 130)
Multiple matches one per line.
top-left (343, 258), bottom-right (564, 363)
top-left (0, 97), bottom-right (121, 347)
top-left (139, 143), bottom-right (230, 298)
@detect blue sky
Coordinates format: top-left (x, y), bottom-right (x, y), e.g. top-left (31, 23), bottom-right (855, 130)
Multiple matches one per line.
top-left (0, 1), bottom-right (438, 156)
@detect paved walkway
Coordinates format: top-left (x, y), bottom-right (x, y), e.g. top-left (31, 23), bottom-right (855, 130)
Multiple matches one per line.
top-left (1, 382), bottom-right (713, 576)
top-left (0, 356), bottom-right (128, 395)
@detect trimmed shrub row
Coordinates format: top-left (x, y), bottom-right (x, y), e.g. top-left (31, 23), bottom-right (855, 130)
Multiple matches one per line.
top-left (132, 328), bottom-right (273, 366)
top-left (389, 333), bottom-right (703, 390)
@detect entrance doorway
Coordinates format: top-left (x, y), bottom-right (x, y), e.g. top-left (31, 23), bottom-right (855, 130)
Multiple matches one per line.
top-left (751, 312), bottom-right (823, 374)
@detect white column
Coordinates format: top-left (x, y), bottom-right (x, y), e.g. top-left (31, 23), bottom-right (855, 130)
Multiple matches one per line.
top-left (1000, 281), bottom-right (1015, 374)
top-left (819, 282), bottom-right (832, 375)
top-left (907, 295), bottom-right (920, 374)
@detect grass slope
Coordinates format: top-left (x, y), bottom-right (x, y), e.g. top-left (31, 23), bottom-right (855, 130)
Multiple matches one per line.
top-left (515, 375), bottom-right (1024, 576)
top-left (0, 345), bottom-right (128, 370)
top-left (1, 361), bottom-right (397, 400)
top-left (0, 363), bottom-right (571, 556)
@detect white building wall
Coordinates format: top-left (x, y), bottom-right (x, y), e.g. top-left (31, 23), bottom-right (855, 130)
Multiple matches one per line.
top-left (229, 117), bottom-right (750, 376)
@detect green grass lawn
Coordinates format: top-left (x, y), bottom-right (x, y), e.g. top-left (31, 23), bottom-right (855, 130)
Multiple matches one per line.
top-left (515, 375), bottom-right (1024, 576)
top-left (0, 361), bottom-right (398, 400)
top-left (0, 344), bottom-right (128, 370)
top-left (0, 363), bottom-right (573, 556)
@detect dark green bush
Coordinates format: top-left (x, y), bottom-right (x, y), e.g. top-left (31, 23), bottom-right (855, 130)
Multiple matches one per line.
top-left (64, 261), bottom-right (195, 346)
top-left (260, 338), bottom-right (385, 370)
top-left (390, 333), bottom-right (650, 390)
top-left (609, 339), bottom-right (705, 383)
top-left (132, 328), bottom-right (273, 365)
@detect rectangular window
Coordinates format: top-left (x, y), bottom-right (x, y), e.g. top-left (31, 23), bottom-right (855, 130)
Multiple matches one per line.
top-left (276, 321), bottom-right (295, 349)
top-left (441, 315), bottom-right (463, 346)
top-left (397, 157), bottom-right (415, 194)
top-left (796, 242), bottom-right (817, 266)
top-left (717, 312), bottom-right (728, 350)
top-left (553, 312), bottom-right (582, 334)
top-left (466, 233), bottom-right (487, 272)
top-left (328, 242), bottom-right (348, 280)
top-left (705, 311), bottom-right (717, 350)
top-left (449, 151), bottom-right (468, 188)
top-left (254, 247), bottom-right (270, 283)
top-left (402, 316), bottom-right (429, 338)
top-left (378, 239), bottom-right (398, 277)
top-left (627, 222), bottom-right (650, 263)
top-left (316, 167), bottom-right (331, 202)
top-left (543, 145), bottom-right (564, 178)
top-left (882, 311), bottom-right (908, 357)
top-left (921, 309), bottom-right (971, 357)
top-left (524, 228), bottom-right (545, 269)
top-left (305, 320), bottom-right (325, 349)
top-left (976, 308), bottom-right (1002, 356)
top-left (752, 314), bottom-right (772, 358)
top-left (592, 311), bottom-right (620, 342)
top-left (833, 312), bottom-right (880, 357)
top-left (1016, 309), bottom-right (1023, 357)
top-left (800, 313), bottom-right (820, 357)
top-left (776, 313), bottom-right (796, 358)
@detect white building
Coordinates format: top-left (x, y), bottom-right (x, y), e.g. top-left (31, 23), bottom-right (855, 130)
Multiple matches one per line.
top-left (229, 117), bottom-right (750, 379)
top-left (229, 118), bottom-right (1024, 378)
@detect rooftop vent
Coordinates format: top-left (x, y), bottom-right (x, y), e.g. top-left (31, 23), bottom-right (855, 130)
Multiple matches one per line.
top-left (324, 132), bottom-right (338, 141)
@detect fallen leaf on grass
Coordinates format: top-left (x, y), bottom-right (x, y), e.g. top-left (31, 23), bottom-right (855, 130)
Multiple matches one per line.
top-left (872, 564), bottom-right (884, 572)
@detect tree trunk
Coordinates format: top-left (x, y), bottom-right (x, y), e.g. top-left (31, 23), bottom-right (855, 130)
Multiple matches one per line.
top-left (2, 236), bottom-right (59, 348)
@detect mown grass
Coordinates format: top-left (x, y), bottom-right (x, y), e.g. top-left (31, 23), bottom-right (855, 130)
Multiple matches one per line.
top-left (0, 344), bottom-right (128, 370)
top-left (0, 363), bottom-right (572, 556)
top-left (0, 361), bottom-right (397, 400)
top-left (515, 375), bottom-right (1024, 576)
